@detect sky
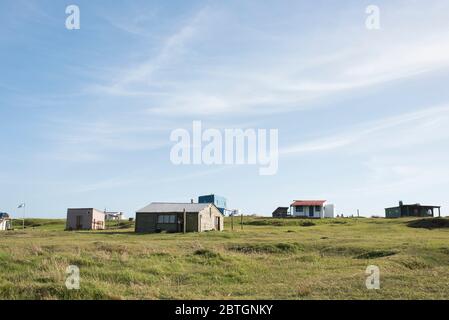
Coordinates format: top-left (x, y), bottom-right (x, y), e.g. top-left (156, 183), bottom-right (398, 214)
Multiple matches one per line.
top-left (1, 0), bottom-right (449, 218)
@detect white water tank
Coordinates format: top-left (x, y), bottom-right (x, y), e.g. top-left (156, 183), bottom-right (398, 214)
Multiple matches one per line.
top-left (324, 204), bottom-right (335, 218)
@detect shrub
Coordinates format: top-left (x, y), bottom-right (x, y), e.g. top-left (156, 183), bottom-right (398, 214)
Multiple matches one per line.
top-left (354, 250), bottom-right (397, 259)
top-left (228, 242), bottom-right (303, 254)
top-left (194, 249), bottom-right (221, 259)
top-left (407, 218), bottom-right (449, 230)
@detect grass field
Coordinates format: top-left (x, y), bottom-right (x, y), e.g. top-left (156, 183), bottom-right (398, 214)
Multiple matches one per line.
top-left (0, 217), bottom-right (448, 300)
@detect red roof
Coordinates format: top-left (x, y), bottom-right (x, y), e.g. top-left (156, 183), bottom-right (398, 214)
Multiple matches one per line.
top-left (291, 200), bottom-right (326, 206)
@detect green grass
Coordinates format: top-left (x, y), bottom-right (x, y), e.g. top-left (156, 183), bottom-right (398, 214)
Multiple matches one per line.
top-left (1, 217), bottom-right (449, 300)
top-left (11, 218), bottom-right (66, 231)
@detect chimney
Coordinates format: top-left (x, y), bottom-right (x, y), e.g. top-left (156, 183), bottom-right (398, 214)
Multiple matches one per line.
top-left (191, 199), bottom-right (194, 204)
top-left (399, 201), bottom-right (403, 207)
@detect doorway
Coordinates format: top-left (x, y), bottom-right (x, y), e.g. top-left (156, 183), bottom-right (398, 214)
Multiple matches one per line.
top-left (215, 216), bottom-right (221, 231)
top-left (309, 206), bottom-right (314, 217)
top-left (76, 215), bottom-right (83, 230)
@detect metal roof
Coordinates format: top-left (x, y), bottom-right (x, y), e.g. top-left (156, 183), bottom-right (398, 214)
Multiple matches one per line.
top-left (136, 202), bottom-right (211, 213)
top-left (291, 200), bottom-right (326, 206)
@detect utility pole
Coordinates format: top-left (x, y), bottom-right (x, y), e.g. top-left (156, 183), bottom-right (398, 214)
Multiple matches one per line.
top-left (183, 208), bottom-right (186, 234)
top-left (104, 208), bottom-right (108, 230)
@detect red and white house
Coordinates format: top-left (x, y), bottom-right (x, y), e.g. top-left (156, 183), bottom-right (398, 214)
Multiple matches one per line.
top-left (290, 200), bottom-right (334, 218)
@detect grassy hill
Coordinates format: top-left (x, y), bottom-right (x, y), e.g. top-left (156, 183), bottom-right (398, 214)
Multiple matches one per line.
top-left (0, 217), bottom-right (448, 299)
top-left (11, 218), bottom-right (66, 231)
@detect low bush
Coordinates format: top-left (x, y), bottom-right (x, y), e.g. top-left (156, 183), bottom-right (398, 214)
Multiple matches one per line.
top-left (228, 242), bottom-right (303, 254)
top-left (407, 218), bottom-right (449, 230)
top-left (354, 250), bottom-right (397, 259)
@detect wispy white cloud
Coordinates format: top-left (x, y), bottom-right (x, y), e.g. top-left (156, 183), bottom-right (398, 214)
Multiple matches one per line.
top-left (281, 104), bottom-right (449, 156)
top-left (84, 2), bottom-right (449, 116)
top-left (37, 119), bottom-right (172, 163)
top-left (73, 166), bottom-right (228, 193)
top-left (73, 176), bottom-right (142, 193)
top-left (102, 8), bottom-right (159, 37)
top-left (90, 6), bottom-right (212, 97)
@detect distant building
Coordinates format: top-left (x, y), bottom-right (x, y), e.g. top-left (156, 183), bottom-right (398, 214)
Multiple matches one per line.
top-left (290, 200), bottom-right (334, 218)
top-left (105, 211), bottom-right (126, 221)
top-left (385, 201), bottom-right (441, 218)
top-left (272, 207), bottom-right (289, 218)
top-left (135, 202), bottom-right (224, 233)
top-left (0, 212), bottom-right (12, 231)
top-left (66, 208), bottom-right (105, 230)
top-left (198, 194), bottom-right (227, 214)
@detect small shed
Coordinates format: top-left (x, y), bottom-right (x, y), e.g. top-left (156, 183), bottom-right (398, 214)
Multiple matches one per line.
top-left (66, 208), bottom-right (105, 230)
top-left (0, 212), bottom-right (12, 231)
top-left (135, 202), bottom-right (224, 233)
top-left (272, 207), bottom-right (289, 218)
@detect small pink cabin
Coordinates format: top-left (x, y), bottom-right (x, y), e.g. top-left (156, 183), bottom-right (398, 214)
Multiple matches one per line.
top-left (66, 208), bottom-right (105, 230)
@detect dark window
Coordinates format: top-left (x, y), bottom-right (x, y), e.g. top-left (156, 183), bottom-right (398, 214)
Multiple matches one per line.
top-left (315, 206), bottom-right (321, 211)
top-left (158, 215), bottom-right (176, 224)
top-left (296, 206), bottom-right (304, 213)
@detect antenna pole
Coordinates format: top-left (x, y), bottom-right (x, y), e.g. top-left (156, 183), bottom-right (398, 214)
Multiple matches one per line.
top-left (183, 208), bottom-right (186, 234)
top-left (22, 204), bottom-right (26, 230)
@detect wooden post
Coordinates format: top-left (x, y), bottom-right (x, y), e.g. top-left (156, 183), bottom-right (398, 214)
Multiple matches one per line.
top-left (183, 208), bottom-right (186, 234)
top-left (231, 213), bottom-right (234, 231)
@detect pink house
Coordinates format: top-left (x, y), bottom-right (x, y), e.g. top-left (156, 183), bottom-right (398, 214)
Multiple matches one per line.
top-left (66, 208), bottom-right (105, 230)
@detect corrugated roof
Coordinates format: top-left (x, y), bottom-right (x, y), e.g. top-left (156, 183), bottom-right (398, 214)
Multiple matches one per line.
top-left (291, 200), bottom-right (326, 206)
top-left (136, 202), bottom-right (210, 213)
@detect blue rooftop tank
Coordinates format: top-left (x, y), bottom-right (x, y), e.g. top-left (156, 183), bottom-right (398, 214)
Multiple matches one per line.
top-left (198, 194), bottom-right (227, 214)
top-left (0, 212), bottom-right (10, 219)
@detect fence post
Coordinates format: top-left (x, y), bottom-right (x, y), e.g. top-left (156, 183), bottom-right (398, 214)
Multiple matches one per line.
top-left (183, 209), bottom-right (186, 234)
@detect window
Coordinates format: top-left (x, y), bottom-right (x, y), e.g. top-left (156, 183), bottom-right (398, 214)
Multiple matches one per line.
top-left (158, 214), bottom-right (176, 224)
top-left (296, 206), bottom-right (304, 213)
top-left (315, 206), bottom-right (321, 211)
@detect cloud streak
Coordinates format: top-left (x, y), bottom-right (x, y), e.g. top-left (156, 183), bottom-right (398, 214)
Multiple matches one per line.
top-left (83, 2), bottom-right (449, 116)
top-left (281, 104), bottom-right (449, 156)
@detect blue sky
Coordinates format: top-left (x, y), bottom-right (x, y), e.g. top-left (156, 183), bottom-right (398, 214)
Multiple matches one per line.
top-left (1, 0), bottom-right (449, 218)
